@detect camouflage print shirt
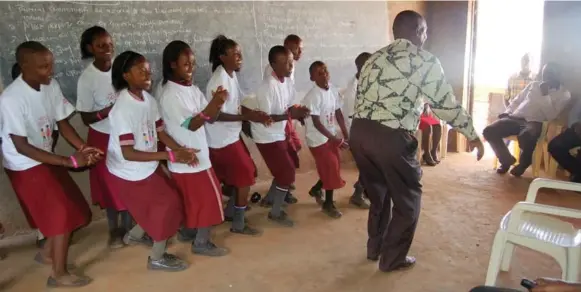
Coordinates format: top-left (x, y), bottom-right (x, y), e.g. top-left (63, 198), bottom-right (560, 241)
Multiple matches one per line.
top-left (353, 39), bottom-right (478, 141)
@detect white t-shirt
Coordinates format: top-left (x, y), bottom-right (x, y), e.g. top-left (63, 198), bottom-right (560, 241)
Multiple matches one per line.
top-left (76, 63), bottom-right (118, 134)
top-left (159, 81), bottom-right (211, 174)
top-left (340, 77), bottom-right (358, 134)
top-left (0, 77), bottom-right (75, 171)
top-left (251, 75), bottom-right (293, 144)
top-left (302, 84), bottom-right (342, 147)
top-left (106, 89), bottom-right (161, 181)
top-left (263, 63), bottom-right (298, 104)
top-left (204, 66), bottom-right (243, 149)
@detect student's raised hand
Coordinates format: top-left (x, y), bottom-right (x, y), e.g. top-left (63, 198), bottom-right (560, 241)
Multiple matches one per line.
top-left (532, 278), bottom-right (581, 292)
top-left (211, 86), bottom-right (229, 107)
top-left (468, 138), bottom-right (485, 161)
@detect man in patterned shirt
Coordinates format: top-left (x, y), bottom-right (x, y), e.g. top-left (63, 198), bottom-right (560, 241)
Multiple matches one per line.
top-left (504, 53), bottom-right (535, 107)
top-left (349, 10), bottom-right (484, 273)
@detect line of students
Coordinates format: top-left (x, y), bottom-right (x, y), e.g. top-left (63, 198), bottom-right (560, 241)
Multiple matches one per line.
top-left (0, 26), bottom-right (371, 288)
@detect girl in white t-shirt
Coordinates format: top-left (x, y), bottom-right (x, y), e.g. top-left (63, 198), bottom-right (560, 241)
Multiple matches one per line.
top-left (206, 35), bottom-right (269, 236)
top-left (77, 26), bottom-right (132, 249)
top-left (159, 40), bottom-right (230, 256)
top-left (11, 63), bottom-right (54, 249)
top-left (302, 61), bottom-right (349, 218)
top-left (2, 41), bottom-right (103, 288)
top-left (106, 51), bottom-right (198, 272)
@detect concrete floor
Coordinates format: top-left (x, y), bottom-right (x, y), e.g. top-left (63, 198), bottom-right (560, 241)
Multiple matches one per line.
top-left (0, 153), bottom-right (578, 292)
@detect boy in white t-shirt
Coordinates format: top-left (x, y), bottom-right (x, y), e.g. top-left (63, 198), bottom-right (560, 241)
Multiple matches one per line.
top-left (339, 52), bottom-right (372, 209)
top-left (302, 61), bottom-right (349, 218)
top-left (252, 46), bottom-right (309, 227)
top-left (1, 41), bottom-right (102, 288)
top-left (261, 34), bottom-right (305, 204)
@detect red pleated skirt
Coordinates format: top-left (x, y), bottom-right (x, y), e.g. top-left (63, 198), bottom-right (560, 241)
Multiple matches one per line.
top-left (5, 164), bottom-right (91, 237)
top-left (87, 128), bottom-right (126, 210)
top-left (309, 141), bottom-right (346, 190)
top-left (172, 168), bottom-right (224, 228)
top-left (209, 140), bottom-right (256, 187)
top-left (256, 140), bottom-right (296, 186)
top-left (107, 167), bottom-right (183, 242)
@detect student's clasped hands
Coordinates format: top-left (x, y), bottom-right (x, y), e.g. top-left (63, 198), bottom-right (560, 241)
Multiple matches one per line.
top-left (246, 110), bottom-right (273, 126)
top-left (174, 147), bottom-right (200, 167)
top-left (289, 105), bottom-right (310, 120)
top-left (72, 146), bottom-right (104, 167)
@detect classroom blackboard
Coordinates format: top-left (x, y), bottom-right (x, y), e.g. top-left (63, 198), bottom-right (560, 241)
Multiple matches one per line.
top-left (0, 1), bottom-right (389, 103)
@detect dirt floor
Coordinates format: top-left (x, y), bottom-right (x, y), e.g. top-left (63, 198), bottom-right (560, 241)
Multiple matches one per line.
top-left (0, 153), bottom-right (578, 292)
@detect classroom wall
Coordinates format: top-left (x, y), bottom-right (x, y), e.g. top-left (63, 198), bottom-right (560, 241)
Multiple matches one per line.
top-left (0, 2), bottom-right (403, 238)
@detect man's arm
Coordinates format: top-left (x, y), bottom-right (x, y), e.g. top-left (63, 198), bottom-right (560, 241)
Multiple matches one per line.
top-left (505, 84), bottom-right (532, 114)
top-left (537, 89), bottom-right (572, 121)
top-left (421, 58), bottom-right (478, 141)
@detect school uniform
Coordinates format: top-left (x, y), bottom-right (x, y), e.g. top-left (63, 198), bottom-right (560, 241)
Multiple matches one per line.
top-left (252, 74), bottom-right (296, 187)
top-left (159, 81), bottom-right (224, 228)
top-left (263, 65), bottom-right (301, 169)
top-left (106, 89), bottom-right (182, 242)
top-left (302, 84), bottom-right (345, 190)
top-left (76, 63), bottom-right (125, 211)
top-left (205, 66), bottom-right (255, 188)
top-left (0, 77), bottom-right (91, 237)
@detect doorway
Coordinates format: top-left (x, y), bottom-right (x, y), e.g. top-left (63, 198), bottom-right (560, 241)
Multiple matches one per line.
top-left (470, 0), bottom-right (545, 157)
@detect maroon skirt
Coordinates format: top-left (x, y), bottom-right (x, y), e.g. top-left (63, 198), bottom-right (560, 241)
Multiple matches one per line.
top-left (209, 140), bottom-right (256, 187)
top-left (5, 164), bottom-right (91, 237)
top-left (107, 167), bottom-right (183, 242)
top-left (172, 168), bottom-right (224, 228)
top-left (309, 141), bottom-right (346, 190)
top-left (87, 128), bottom-right (126, 210)
top-left (256, 140), bottom-right (296, 186)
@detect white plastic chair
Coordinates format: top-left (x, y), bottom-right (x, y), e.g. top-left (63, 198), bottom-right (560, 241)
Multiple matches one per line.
top-left (485, 178), bottom-right (581, 286)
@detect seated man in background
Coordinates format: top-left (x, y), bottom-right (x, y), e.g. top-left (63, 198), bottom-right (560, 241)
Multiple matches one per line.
top-left (504, 53), bottom-right (536, 107)
top-left (548, 97), bottom-right (581, 183)
top-left (470, 278), bottom-right (581, 292)
top-left (483, 63), bottom-right (570, 177)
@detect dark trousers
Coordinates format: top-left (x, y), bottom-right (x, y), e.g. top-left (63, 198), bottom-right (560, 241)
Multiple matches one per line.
top-left (548, 127), bottom-right (581, 177)
top-left (349, 118), bottom-right (422, 271)
top-left (469, 286), bottom-right (521, 292)
top-left (482, 117), bottom-right (542, 167)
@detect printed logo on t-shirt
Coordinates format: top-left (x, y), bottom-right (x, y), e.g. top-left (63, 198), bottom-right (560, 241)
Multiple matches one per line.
top-left (107, 92), bottom-right (119, 104)
top-left (141, 121), bottom-right (156, 150)
top-left (326, 112), bottom-right (335, 126)
top-left (37, 116), bottom-right (53, 150)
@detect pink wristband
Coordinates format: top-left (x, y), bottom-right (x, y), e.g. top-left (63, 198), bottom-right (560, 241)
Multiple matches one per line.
top-left (97, 112), bottom-right (103, 121)
top-left (198, 112), bottom-right (210, 121)
top-left (70, 156), bottom-right (78, 168)
top-left (168, 150), bottom-right (176, 163)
